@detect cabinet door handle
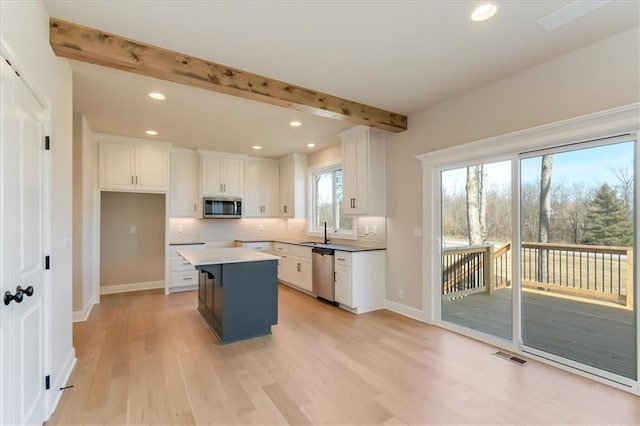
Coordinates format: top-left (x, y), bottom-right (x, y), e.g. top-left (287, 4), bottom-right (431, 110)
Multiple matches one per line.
top-left (183, 277), bottom-right (193, 281)
top-left (131, 176), bottom-right (134, 184)
top-left (220, 183), bottom-right (223, 192)
top-left (223, 183), bottom-right (226, 192)
top-left (337, 257), bottom-right (346, 261)
top-left (136, 176), bottom-right (139, 185)
top-left (297, 263), bottom-right (301, 272)
top-left (283, 205), bottom-right (288, 214)
top-left (194, 203), bottom-right (197, 212)
top-left (334, 272), bottom-right (336, 282)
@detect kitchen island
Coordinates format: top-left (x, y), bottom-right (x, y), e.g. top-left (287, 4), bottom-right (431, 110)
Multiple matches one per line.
top-left (178, 247), bottom-right (279, 344)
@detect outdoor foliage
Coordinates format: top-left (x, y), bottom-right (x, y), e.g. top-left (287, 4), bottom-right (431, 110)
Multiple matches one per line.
top-left (583, 183), bottom-right (633, 246)
top-left (442, 176), bottom-right (633, 247)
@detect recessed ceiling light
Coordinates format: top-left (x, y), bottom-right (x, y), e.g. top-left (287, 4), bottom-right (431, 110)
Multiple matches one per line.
top-left (145, 130), bottom-right (158, 135)
top-left (307, 143), bottom-right (315, 148)
top-left (289, 121), bottom-right (302, 127)
top-left (148, 92), bottom-right (166, 100)
top-left (471, 3), bottom-right (498, 21)
top-left (252, 145), bottom-right (262, 150)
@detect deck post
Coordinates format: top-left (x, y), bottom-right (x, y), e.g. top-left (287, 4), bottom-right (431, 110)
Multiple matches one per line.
top-left (626, 249), bottom-right (634, 309)
top-left (484, 245), bottom-right (495, 295)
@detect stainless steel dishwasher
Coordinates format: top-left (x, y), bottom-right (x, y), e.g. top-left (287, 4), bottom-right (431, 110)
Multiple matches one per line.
top-left (312, 247), bottom-right (335, 301)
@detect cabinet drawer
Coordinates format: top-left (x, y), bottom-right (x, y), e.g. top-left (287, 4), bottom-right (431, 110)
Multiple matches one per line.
top-left (289, 244), bottom-right (311, 259)
top-left (172, 271), bottom-right (198, 287)
top-left (273, 243), bottom-right (290, 255)
top-left (335, 251), bottom-right (352, 267)
top-left (244, 242), bottom-right (273, 252)
top-left (172, 257), bottom-right (195, 271)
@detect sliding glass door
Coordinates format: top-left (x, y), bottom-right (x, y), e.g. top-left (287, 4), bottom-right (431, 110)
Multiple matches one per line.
top-left (440, 161), bottom-right (512, 341)
top-left (520, 140), bottom-right (636, 380)
top-left (438, 137), bottom-right (637, 382)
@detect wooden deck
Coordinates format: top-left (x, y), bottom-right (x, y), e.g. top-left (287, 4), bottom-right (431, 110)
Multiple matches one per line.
top-left (442, 288), bottom-right (636, 379)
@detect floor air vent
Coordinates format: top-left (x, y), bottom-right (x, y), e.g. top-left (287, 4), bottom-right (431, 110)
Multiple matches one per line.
top-left (494, 351), bottom-right (527, 365)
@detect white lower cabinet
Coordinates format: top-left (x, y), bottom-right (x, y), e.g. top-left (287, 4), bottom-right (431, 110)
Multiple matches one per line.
top-left (237, 241), bottom-right (273, 252)
top-left (334, 266), bottom-right (352, 307)
top-left (169, 244), bottom-right (204, 292)
top-left (273, 243), bottom-right (312, 293)
top-left (334, 250), bottom-right (385, 314)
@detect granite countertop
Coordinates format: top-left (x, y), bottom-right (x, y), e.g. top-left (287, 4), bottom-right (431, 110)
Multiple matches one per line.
top-left (235, 239), bottom-right (386, 252)
top-left (178, 247), bottom-right (279, 266)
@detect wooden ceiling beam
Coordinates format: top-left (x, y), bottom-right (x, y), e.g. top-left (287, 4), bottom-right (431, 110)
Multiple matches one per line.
top-left (49, 18), bottom-right (407, 133)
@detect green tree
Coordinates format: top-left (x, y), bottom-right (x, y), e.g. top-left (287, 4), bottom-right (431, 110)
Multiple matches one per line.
top-left (583, 183), bottom-right (632, 246)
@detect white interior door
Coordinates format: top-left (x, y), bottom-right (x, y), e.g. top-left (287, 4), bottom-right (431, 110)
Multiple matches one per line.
top-left (0, 57), bottom-right (48, 425)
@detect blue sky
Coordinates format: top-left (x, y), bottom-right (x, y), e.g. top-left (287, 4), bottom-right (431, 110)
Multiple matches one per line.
top-left (441, 140), bottom-right (635, 194)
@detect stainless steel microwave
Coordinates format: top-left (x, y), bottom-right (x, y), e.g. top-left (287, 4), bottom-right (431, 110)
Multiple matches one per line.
top-left (203, 197), bottom-right (242, 218)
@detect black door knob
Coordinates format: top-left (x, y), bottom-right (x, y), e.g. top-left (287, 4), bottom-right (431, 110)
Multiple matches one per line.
top-left (18, 285), bottom-right (34, 297)
top-left (4, 289), bottom-right (24, 306)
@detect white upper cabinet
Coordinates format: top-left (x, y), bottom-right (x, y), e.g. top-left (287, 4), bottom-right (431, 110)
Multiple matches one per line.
top-left (99, 141), bottom-right (169, 192)
top-left (170, 149), bottom-right (199, 217)
top-left (279, 154), bottom-right (307, 218)
top-left (199, 151), bottom-right (244, 197)
top-left (244, 160), bottom-right (279, 217)
top-left (338, 126), bottom-right (386, 216)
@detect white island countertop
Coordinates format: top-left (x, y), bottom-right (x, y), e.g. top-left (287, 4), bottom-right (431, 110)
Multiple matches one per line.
top-left (177, 247), bottom-right (279, 267)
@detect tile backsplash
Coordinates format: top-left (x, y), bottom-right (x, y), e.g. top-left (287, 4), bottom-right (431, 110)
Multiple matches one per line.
top-left (169, 216), bottom-right (386, 248)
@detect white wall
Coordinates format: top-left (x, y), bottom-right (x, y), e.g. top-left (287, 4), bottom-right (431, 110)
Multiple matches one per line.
top-left (386, 27), bottom-right (640, 312)
top-left (72, 114), bottom-right (97, 318)
top-left (81, 115), bottom-right (97, 313)
top-left (0, 0), bottom-right (74, 415)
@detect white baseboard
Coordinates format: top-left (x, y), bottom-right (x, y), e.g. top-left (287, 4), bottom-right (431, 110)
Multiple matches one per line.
top-left (384, 299), bottom-right (427, 322)
top-left (100, 280), bottom-right (164, 295)
top-left (168, 285), bottom-right (197, 293)
top-left (47, 348), bottom-right (77, 419)
top-left (72, 298), bottom-right (97, 323)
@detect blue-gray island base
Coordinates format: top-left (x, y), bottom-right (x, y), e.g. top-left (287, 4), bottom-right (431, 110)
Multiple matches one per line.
top-left (196, 260), bottom-right (278, 344)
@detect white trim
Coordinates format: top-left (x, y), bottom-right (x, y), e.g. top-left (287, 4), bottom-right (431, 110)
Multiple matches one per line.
top-left (46, 348), bottom-right (76, 419)
top-left (307, 159), bottom-right (340, 173)
top-left (93, 132), bottom-right (173, 149)
top-left (384, 299), bottom-right (427, 323)
top-left (168, 285), bottom-right (197, 294)
top-left (99, 280), bottom-right (165, 295)
top-left (72, 298), bottom-right (97, 323)
top-left (197, 148), bottom-right (247, 159)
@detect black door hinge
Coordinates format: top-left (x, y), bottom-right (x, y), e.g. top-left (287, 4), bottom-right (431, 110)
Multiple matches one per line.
top-left (45, 256), bottom-right (50, 270)
top-left (45, 375), bottom-right (50, 390)
top-left (45, 136), bottom-right (50, 150)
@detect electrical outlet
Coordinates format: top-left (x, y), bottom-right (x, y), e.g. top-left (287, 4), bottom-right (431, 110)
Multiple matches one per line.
top-left (365, 225), bottom-right (370, 234)
top-left (372, 225), bottom-right (378, 234)
top-left (399, 289), bottom-right (404, 299)
top-left (177, 224), bottom-right (184, 233)
top-left (259, 224), bottom-right (264, 231)
top-left (130, 226), bottom-right (136, 234)
top-left (413, 227), bottom-right (422, 237)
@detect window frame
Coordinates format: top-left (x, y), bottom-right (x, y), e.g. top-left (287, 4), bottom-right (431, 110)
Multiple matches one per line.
top-left (308, 162), bottom-right (357, 240)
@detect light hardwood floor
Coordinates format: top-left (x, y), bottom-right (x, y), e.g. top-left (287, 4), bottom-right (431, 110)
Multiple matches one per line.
top-left (47, 285), bottom-right (640, 425)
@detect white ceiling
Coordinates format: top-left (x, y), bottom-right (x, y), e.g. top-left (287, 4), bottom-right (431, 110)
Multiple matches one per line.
top-left (44, 0), bottom-right (639, 158)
